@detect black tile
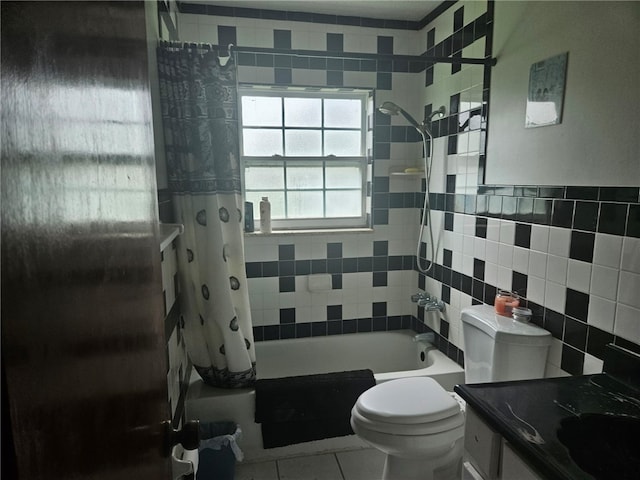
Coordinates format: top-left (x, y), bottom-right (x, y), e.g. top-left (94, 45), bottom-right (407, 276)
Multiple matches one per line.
top-left (275, 68), bottom-right (292, 85)
top-left (447, 135), bottom-right (457, 155)
top-left (372, 317), bottom-right (387, 332)
top-left (512, 271), bottom-right (528, 297)
top-left (262, 261), bottom-right (279, 277)
top-left (274, 29), bottom-right (291, 49)
top-left (374, 240), bottom-right (388, 256)
top-left (332, 274), bottom-right (342, 289)
top-left (327, 242), bottom-right (342, 258)
top-left (545, 309), bottom-right (565, 339)
top-left (311, 321), bottom-right (327, 337)
top-left (388, 316), bottom-right (402, 330)
top-left (309, 57), bottom-right (327, 70)
top-left (551, 199), bottom-right (574, 228)
top-left (449, 93), bottom-right (460, 115)
top-left (252, 326), bottom-right (264, 342)
top-left (565, 288), bottom-right (589, 322)
top-left (388, 256), bottom-right (403, 271)
top-left (327, 58), bottom-right (343, 70)
top-left (446, 175), bottom-right (456, 193)
top-left (563, 317), bottom-right (587, 350)
top-left (461, 274), bottom-right (473, 295)
top-left (569, 231), bottom-right (595, 263)
top-left (598, 202), bottom-right (627, 236)
top-left (311, 259), bottom-right (327, 274)
top-left (344, 59), bottom-right (360, 71)
top-left (357, 257), bottom-right (373, 272)
top-left (279, 260), bottom-right (295, 276)
top-left (444, 212), bottom-right (454, 231)
top-left (586, 326), bottom-right (614, 359)
top-left (628, 204), bottom-right (640, 238)
top-left (484, 284), bottom-right (497, 306)
top-left (327, 320), bottom-right (342, 336)
top-left (263, 325), bottom-right (279, 341)
top-left (599, 187), bottom-right (638, 202)
top-left (327, 305), bottom-right (342, 320)
top-left (472, 279), bottom-right (484, 301)
top-left (377, 36), bottom-right (393, 54)
top-left (373, 209), bottom-right (388, 225)
top-left (514, 223), bottom-right (532, 248)
top-left (572, 201), bottom-right (599, 231)
top-left (279, 276), bottom-right (295, 293)
top-left (473, 259), bottom-right (485, 280)
top-left (280, 308), bottom-right (296, 324)
top-left (343, 257), bottom-right (358, 273)
top-left (295, 259), bottom-right (311, 275)
top-left (256, 54), bottom-right (274, 67)
top-left (326, 32), bottom-right (343, 51)
top-left (274, 55), bottom-right (292, 67)
top-left (440, 318), bottom-right (450, 339)
top-left (357, 318), bottom-right (372, 332)
top-left (217, 25), bottom-right (237, 46)
top-left (291, 56), bottom-right (309, 69)
top-left (377, 59), bottom-right (393, 72)
top-left (566, 186), bottom-right (599, 200)
top-left (391, 126), bottom-right (407, 142)
top-left (442, 284), bottom-right (451, 303)
top-left (373, 176), bottom-right (390, 193)
top-left (373, 256), bottom-right (388, 272)
top-left (327, 70), bottom-right (343, 86)
top-left (245, 262), bottom-right (262, 278)
top-left (237, 52), bottom-right (256, 66)
top-left (280, 324), bottom-right (296, 339)
top-left (279, 244), bottom-right (295, 260)
top-left (425, 66), bottom-right (434, 87)
top-left (327, 258), bottom-right (342, 274)
top-left (377, 72), bottom-right (392, 90)
top-left (373, 302), bottom-right (387, 317)
top-left (342, 319), bottom-right (357, 334)
top-left (373, 272), bottom-right (388, 287)
top-left (561, 344), bottom-right (584, 376)
top-left (426, 28), bottom-right (435, 49)
top-left (443, 249), bottom-right (453, 268)
top-left (295, 322), bottom-right (311, 338)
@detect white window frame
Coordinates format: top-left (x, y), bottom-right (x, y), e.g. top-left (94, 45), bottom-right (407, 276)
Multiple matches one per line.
top-left (239, 87), bottom-right (369, 230)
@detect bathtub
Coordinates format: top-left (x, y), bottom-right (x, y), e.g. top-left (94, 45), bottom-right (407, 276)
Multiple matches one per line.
top-left (185, 329), bottom-right (465, 462)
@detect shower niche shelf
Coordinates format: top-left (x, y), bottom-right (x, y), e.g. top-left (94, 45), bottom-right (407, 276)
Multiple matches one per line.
top-left (389, 168), bottom-right (425, 177)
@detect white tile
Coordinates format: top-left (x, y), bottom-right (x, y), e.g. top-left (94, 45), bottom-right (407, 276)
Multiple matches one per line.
top-left (614, 303), bottom-right (640, 344)
top-left (474, 237), bottom-right (486, 260)
top-left (587, 295), bottom-right (616, 332)
top-left (593, 233), bottom-right (623, 268)
top-left (512, 247), bottom-right (530, 274)
top-left (337, 449), bottom-right (386, 480)
top-left (545, 282), bottom-right (566, 314)
top-left (499, 220), bottom-right (515, 245)
top-left (583, 354), bottom-right (604, 375)
top-left (235, 460), bottom-right (279, 480)
top-left (546, 255), bottom-right (568, 285)
top-left (462, 254), bottom-right (474, 276)
top-left (278, 453), bottom-right (343, 480)
top-left (618, 271), bottom-right (640, 309)
top-left (590, 265), bottom-right (619, 301)
top-left (530, 224), bottom-right (550, 253)
top-left (497, 244), bottom-right (513, 268)
top-left (566, 259), bottom-right (591, 294)
top-left (527, 275), bottom-right (546, 305)
top-left (528, 251), bottom-right (547, 278)
top-left (621, 237), bottom-right (640, 273)
top-left (548, 227), bottom-right (571, 258)
top-left (484, 261), bottom-right (498, 286)
top-left (497, 266), bottom-right (512, 290)
top-left (485, 240), bottom-right (499, 264)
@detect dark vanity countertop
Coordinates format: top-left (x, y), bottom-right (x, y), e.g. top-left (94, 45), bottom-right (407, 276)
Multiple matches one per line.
top-left (455, 373), bottom-right (640, 480)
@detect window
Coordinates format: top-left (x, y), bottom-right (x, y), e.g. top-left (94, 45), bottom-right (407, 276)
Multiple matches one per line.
top-left (240, 87), bottom-right (370, 230)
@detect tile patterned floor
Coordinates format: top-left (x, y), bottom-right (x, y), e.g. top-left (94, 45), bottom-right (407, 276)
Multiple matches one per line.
top-left (235, 448), bottom-right (386, 480)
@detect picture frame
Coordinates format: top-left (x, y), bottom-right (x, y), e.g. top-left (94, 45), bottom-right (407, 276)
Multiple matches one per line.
top-left (525, 52), bottom-right (568, 128)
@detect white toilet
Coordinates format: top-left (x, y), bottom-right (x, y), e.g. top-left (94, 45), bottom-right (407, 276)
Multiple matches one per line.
top-left (461, 304), bottom-right (553, 383)
top-left (350, 377), bottom-right (465, 480)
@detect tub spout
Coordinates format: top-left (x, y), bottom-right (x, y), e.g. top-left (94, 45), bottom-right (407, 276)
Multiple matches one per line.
top-left (413, 332), bottom-right (435, 343)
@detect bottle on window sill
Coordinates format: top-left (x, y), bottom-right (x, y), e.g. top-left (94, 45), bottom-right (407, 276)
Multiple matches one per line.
top-left (259, 196), bottom-right (271, 233)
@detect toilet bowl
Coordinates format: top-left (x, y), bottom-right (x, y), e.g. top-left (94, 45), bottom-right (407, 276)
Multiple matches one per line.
top-left (350, 377), bottom-right (464, 480)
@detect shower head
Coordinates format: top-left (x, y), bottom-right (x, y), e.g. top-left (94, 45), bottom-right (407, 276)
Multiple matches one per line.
top-left (428, 105), bottom-right (447, 120)
top-left (378, 101), bottom-right (423, 132)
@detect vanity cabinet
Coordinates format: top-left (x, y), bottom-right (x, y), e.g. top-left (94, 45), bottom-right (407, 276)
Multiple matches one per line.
top-left (464, 407), bottom-right (543, 480)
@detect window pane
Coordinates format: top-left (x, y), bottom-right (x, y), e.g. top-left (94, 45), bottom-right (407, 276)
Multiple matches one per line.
top-left (287, 191), bottom-right (323, 218)
top-left (245, 191), bottom-right (285, 219)
top-left (284, 130), bottom-right (321, 156)
top-left (286, 164), bottom-right (323, 189)
top-left (245, 166), bottom-right (284, 190)
top-left (326, 190), bottom-right (361, 217)
top-left (243, 129), bottom-right (283, 156)
top-left (284, 98), bottom-right (321, 127)
top-left (324, 130), bottom-right (361, 156)
top-left (326, 166), bottom-right (361, 188)
top-left (324, 99), bottom-right (361, 128)
top-left (241, 96), bottom-right (282, 126)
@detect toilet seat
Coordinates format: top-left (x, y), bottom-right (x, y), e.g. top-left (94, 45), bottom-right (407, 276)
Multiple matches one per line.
top-left (355, 377), bottom-right (461, 424)
top-left (351, 405), bottom-right (464, 435)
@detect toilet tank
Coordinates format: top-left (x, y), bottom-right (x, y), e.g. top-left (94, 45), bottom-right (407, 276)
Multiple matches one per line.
top-left (462, 305), bottom-right (552, 383)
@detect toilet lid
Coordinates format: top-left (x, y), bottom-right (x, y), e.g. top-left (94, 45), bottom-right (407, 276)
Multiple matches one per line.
top-left (355, 377), bottom-right (460, 424)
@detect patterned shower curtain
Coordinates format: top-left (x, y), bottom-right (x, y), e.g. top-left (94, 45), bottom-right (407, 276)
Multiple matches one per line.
top-left (157, 42), bottom-right (256, 388)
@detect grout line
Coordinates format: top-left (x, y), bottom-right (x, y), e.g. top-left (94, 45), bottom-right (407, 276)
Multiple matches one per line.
top-left (334, 452), bottom-right (347, 480)
top-left (275, 458), bottom-right (281, 480)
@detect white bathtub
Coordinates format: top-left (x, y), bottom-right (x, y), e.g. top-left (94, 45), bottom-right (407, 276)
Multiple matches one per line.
top-left (186, 330), bottom-right (464, 462)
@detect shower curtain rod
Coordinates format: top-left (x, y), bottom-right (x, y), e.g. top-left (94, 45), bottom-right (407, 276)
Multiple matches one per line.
top-left (161, 41), bottom-right (497, 66)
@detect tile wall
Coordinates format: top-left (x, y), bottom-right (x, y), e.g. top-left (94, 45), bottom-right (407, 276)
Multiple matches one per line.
top-left (170, 0), bottom-right (640, 380)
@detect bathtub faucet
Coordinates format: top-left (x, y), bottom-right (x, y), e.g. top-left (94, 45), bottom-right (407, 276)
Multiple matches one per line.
top-left (413, 332), bottom-right (435, 344)
top-left (411, 292), bottom-right (446, 312)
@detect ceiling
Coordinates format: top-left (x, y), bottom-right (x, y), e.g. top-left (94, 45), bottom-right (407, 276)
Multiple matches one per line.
top-left (188, 1), bottom-right (442, 21)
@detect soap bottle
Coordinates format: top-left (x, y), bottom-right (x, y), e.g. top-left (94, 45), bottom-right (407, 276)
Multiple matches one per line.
top-left (259, 196), bottom-right (271, 233)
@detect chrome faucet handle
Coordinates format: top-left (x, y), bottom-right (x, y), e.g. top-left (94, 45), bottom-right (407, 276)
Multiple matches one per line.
top-left (424, 300), bottom-right (446, 312)
top-left (411, 292), bottom-right (431, 303)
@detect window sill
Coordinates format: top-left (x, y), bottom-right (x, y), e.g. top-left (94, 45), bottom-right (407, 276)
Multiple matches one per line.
top-left (244, 227), bottom-right (374, 237)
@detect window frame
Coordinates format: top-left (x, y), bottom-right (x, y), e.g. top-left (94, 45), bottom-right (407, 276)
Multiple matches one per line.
top-left (239, 87), bottom-right (370, 231)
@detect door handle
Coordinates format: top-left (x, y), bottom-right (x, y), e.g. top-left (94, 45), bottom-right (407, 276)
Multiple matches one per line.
top-left (162, 420), bottom-right (200, 457)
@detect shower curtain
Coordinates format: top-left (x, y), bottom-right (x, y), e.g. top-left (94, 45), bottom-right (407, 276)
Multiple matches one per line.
top-left (157, 42), bottom-right (256, 388)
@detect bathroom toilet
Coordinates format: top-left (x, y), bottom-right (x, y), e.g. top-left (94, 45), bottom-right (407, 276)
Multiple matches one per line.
top-left (350, 377), bottom-right (465, 480)
top-left (461, 304), bottom-right (553, 383)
